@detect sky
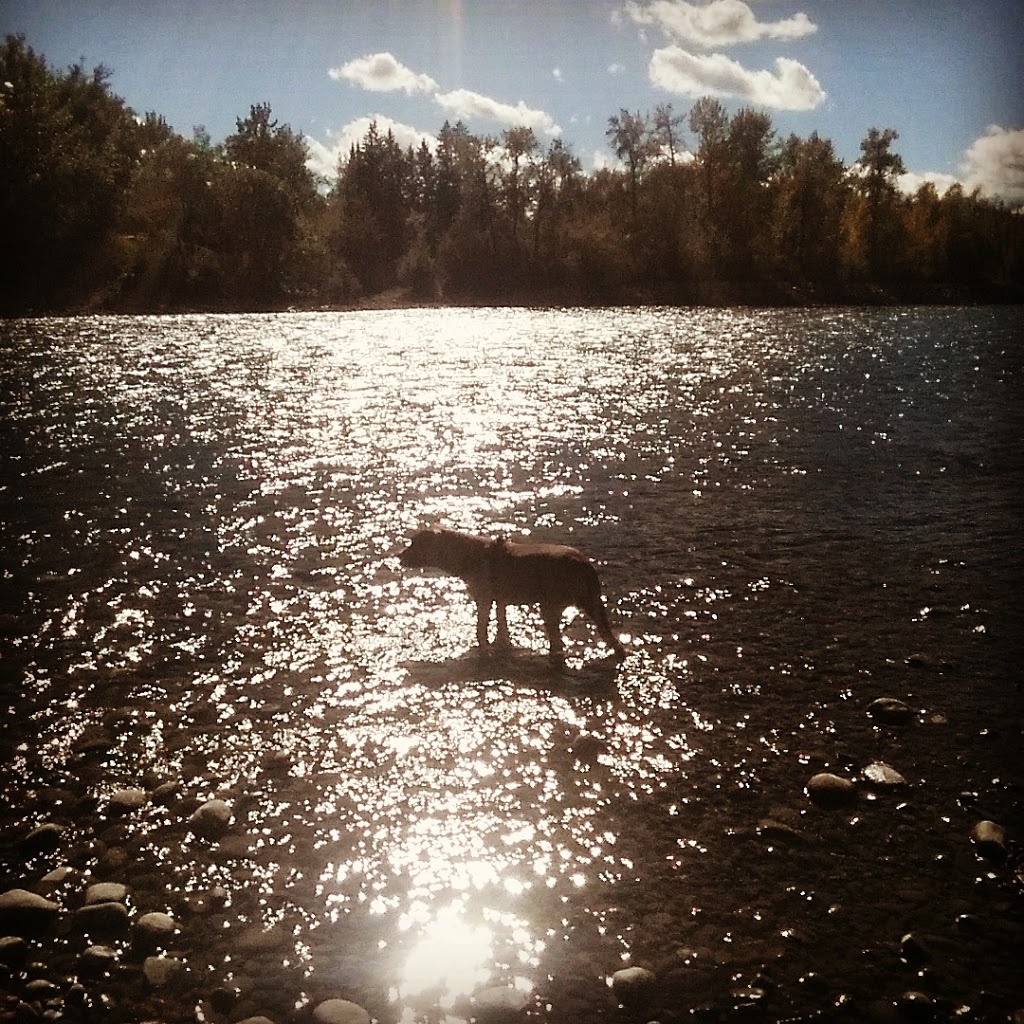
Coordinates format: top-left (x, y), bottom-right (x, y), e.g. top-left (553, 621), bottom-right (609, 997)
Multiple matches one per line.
top-left (4, 0), bottom-right (1023, 201)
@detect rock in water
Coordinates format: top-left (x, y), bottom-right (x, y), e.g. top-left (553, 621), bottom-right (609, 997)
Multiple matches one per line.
top-left (73, 900), bottom-right (130, 938)
top-left (611, 965), bottom-right (656, 1005)
top-left (474, 986), bottom-right (530, 1018)
top-left (107, 788), bottom-right (148, 815)
top-left (133, 911), bottom-right (177, 953)
top-left (970, 820), bottom-right (1007, 863)
top-left (143, 955), bottom-right (184, 988)
top-left (189, 799), bottom-right (233, 839)
top-left (867, 697), bottom-right (914, 724)
top-left (78, 945), bottom-right (118, 975)
top-left (84, 882), bottom-right (128, 906)
top-left (900, 933), bottom-right (931, 967)
top-left (0, 936), bottom-right (28, 968)
top-left (311, 1000), bottom-right (371, 1024)
top-left (863, 762), bottom-right (907, 787)
top-left (807, 773), bottom-right (857, 810)
top-left (0, 889), bottom-right (60, 936)
top-left (21, 822), bottom-right (65, 854)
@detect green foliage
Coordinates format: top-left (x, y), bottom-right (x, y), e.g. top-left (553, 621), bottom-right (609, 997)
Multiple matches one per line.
top-left (1, 33), bottom-right (1020, 313)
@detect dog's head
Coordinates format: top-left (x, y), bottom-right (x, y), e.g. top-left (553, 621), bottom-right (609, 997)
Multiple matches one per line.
top-left (398, 526), bottom-right (445, 568)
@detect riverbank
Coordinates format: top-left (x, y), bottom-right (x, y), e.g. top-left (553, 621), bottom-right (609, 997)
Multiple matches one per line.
top-left (5, 276), bottom-right (1024, 320)
top-left (1, 687), bottom-right (1021, 1024)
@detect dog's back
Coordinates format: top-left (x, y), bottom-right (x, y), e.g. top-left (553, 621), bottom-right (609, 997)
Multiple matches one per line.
top-left (486, 537), bottom-right (602, 614)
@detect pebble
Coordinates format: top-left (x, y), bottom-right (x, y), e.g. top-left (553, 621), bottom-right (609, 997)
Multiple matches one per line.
top-left (900, 933), bottom-right (931, 967)
top-left (0, 936), bottom-right (28, 968)
top-left (756, 819), bottom-right (804, 843)
top-left (237, 1018), bottom-right (277, 1024)
top-left (806, 773), bottom-right (857, 810)
top-left (84, 882), bottom-right (128, 906)
top-left (73, 900), bottom-right (130, 938)
top-left (107, 788), bottom-right (148, 814)
top-left (611, 965), bottom-right (657, 1005)
top-left (143, 954), bottom-right (184, 987)
top-left (151, 780), bottom-right (182, 806)
top-left (133, 911), bottom-right (177, 953)
top-left (0, 889), bottom-right (60, 936)
top-left (311, 998), bottom-right (371, 1024)
top-left (895, 990), bottom-right (935, 1021)
top-left (473, 985), bottom-right (531, 1018)
top-left (866, 697), bottom-right (914, 724)
top-left (21, 823), bottom-right (65, 854)
top-left (970, 820), bottom-right (1007, 863)
top-left (863, 762), bottom-right (908, 787)
top-left (39, 866), bottom-right (76, 890)
top-left (189, 799), bottom-right (234, 839)
top-left (78, 944), bottom-right (118, 975)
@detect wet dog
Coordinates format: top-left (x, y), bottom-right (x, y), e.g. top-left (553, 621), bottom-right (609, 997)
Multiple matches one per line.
top-left (398, 526), bottom-right (626, 664)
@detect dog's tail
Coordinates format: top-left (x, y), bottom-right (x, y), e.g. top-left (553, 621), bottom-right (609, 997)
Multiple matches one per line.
top-left (579, 565), bottom-right (626, 659)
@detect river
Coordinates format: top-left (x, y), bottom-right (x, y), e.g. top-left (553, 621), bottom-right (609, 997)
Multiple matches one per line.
top-left (1, 307), bottom-right (1021, 1023)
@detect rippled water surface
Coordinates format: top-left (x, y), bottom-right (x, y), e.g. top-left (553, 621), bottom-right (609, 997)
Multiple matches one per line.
top-left (1, 307), bottom-right (1022, 1022)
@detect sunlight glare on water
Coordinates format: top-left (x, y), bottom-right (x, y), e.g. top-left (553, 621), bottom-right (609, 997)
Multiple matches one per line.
top-left (1, 306), bottom-right (1021, 1022)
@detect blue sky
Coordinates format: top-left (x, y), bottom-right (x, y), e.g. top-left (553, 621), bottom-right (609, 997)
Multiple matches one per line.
top-left (5, 0), bottom-right (1023, 200)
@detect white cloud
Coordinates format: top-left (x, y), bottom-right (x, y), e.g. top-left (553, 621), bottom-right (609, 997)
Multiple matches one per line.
top-left (649, 45), bottom-right (825, 109)
top-left (306, 116), bottom-right (439, 179)
top-left (553, 67), bottom-right (564, 82)
top-left (434, 88), bottom-right (562, 136)
top-left (329, 52), bottom-right (438, 95)
top-left (608, 62), bottom-right (626, 76)
top-left (961, 126), bottom-right (1024, 204)
top-left (591, 149), bottom-right (621, 172)
top-left (626, 0), bottom-right (816, 48)
top-left (897, 171), bottom-right (959, 197)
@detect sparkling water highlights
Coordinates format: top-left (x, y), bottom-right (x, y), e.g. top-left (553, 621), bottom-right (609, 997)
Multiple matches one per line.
top-left (1, 306), bottom-right (1021, 1021)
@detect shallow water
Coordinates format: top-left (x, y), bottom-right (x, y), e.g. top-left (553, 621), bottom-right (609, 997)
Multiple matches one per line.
top-left (1, 307), bottom-right (1022, 1022)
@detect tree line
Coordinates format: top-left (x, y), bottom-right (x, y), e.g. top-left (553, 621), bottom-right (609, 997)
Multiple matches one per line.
top-left (1, 33), bottom-right (1021, 315)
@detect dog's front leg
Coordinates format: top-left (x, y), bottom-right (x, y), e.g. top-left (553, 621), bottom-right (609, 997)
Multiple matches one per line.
top-left (475, 597), bottom-right (493, 650)
top-left (495, 603), bottom-right (510, 647)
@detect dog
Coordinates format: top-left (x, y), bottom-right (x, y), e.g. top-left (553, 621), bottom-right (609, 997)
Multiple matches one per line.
top-left (398, 526), bottom-right (626, 664)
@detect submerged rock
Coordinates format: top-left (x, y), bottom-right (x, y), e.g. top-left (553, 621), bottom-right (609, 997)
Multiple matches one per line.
top-left (807, 773), bottom-right (857, 810)
top-left (144, 954), bottom-right (184, 988)
top-left (311, 999), bottom-right (371, 1024)
top-left (900, 932), bottom-right (932, 968)
top-left (189, 799), bottom-right (234, 839)
top-left (863, 762), bottom-right (908, 787)
top-left (74, 900), bottom-right (130, 938)
top-left (84, 882), bottom-right (128, 906)
top-left (0, 888), bottom-right (59, 936)
top-left (474, 986), bottom-right (530, 1019)
top-left (79, 944), bottom-right (118, 975)
top-left (21, 822), bottom-right (65, 854)
top-left (970, 820), bottom-right (1007, 863)
top-left (757, 819), bottom-right (805, 844)
top-left (0, 936), bottom-right (28, 968)
top-left (107, 788), bottom-right (148, 814)
top-left (134, 911), bottom-right (177, 953)
top-left (611, 965), bottom-right (657, 1005)
top-left (867, 698), bottom-right (915, 724)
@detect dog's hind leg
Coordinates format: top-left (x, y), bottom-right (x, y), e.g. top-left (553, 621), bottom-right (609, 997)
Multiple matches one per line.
top-left (542, 605), bottom-right (565, 665)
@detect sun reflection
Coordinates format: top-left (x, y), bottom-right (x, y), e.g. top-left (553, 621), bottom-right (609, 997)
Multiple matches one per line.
top-left (398, 902), bottom-right (494, 1007)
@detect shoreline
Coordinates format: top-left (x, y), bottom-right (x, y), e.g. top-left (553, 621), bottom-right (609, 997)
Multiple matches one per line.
top-left (4, 279), bottom-right (1024, 320)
